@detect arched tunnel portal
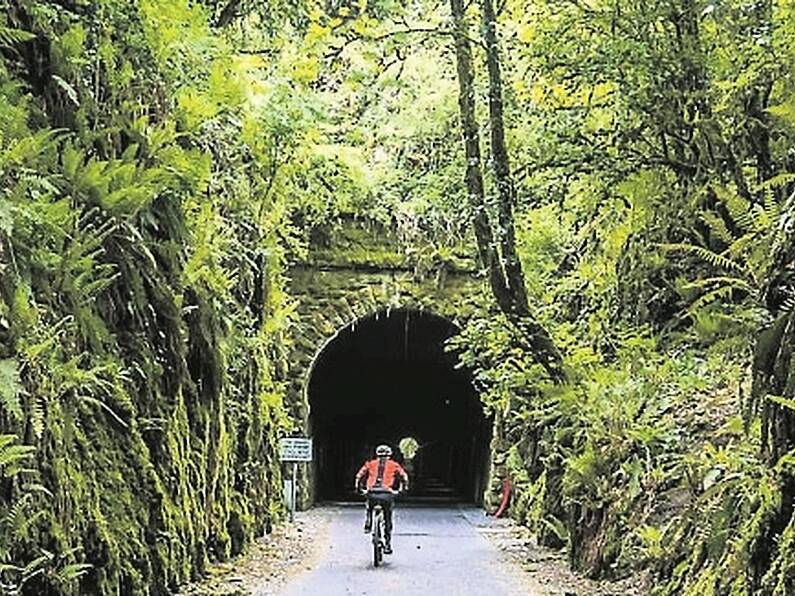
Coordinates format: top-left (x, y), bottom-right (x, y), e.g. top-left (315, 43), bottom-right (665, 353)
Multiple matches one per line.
top-left (308, 308), bottom-right (491, 504)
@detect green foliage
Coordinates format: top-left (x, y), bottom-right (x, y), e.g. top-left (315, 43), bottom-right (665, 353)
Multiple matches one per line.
top-left (0, 435), bottom-right (92, 595)
top-left (1, 0), bottom-right (794, 592)
top-left (0, 0), bottom-right (316, 592)
top-left (444, 0), bottom-right (795, 588)
top-left (454, 312), bottom-right (745, 576)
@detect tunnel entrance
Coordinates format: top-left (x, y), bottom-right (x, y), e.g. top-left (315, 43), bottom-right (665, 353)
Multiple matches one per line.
top-left (308, 308), bottom-right (491, 503)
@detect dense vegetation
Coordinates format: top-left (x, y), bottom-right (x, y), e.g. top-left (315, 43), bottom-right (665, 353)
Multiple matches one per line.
top-left (0, 1), bottom-right (309, 592)
top-left (2, 0), bottom-right (795, 595)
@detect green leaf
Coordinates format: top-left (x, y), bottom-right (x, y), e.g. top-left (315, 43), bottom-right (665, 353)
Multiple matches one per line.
top-left (55, 563), bottom-right (93, 584)
top-left (0, 25), bottom-right (34, 48)
top-left (51, 75), bottom-right (79, 107)
top-left (768, 394), bottom-right (795, 412)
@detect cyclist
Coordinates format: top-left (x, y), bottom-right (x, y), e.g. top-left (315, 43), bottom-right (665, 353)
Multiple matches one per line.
top-left (354, 444), bottom-right (409, 554)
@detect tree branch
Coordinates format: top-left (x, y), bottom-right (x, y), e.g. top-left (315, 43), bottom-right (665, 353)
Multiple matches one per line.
top-left (215, 0), bottom-right (243, 28)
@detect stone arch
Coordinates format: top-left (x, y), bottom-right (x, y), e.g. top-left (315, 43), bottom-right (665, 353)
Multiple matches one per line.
top-left (304, 306), bottom-right (491, 503)
top-left (287, 265), bottom-right (484, 420)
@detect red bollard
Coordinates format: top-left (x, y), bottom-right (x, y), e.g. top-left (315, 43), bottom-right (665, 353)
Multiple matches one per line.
top-left (493, 476), bottom-right (512, 518)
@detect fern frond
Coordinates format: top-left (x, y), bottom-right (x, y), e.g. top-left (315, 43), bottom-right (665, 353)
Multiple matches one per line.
top-left (54, 563), bottom-right (93, 585)
top-left (687, 285), bottom-right (739, 314)
top-left (768, 394), bottom-right (795, 412)
top-left (732, 210), bottom-right (755, 232)
top-left (779, 292), bottom-right (795, 316)
top-left (746, 190), bottom-right (783, 233)
top-left (0, 25), bottom-right (34, 48)
top-left (0, 129), bottom-right (64, 170)
top-left (661, 243), bottom-right (752, 277)
top-left (757, 173), bottom-right (795, 192)
top-left (0, 437), bottom-right (34, 475)
top-left (0, 434), bottom-right (16, 451)
top-left (700, 211), bottom-right (735, 245)
top-left (715, 184), bottom-right (750, 222)
top-left (726, 232), bottom-right (756, 259)
top-left (4, 494), bottom-right (29, 534)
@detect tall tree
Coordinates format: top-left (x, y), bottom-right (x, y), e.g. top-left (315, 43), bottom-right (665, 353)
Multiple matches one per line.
top-left (449, 0), bottom-right (564, 380)
top-left (449, 0), bottom-right (504, 309)
top-left (481, 0), bottom-right (525, 309)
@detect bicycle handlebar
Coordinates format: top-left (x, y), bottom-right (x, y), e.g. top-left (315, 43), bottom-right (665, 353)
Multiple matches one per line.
top-left (358, 488), bottom-right (401, 496)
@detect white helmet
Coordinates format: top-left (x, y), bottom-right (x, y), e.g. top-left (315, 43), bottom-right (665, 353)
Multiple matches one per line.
top-left (375, 444), bottom-right (392, 457)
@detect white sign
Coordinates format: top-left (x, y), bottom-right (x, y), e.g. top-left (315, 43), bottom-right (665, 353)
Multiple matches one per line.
top-left (280, 437), bottom-right (313, 462)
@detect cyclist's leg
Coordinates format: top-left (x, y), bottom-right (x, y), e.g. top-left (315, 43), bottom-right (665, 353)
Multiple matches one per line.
top-left (383, 500), bottom-right (394, 550)
top-left (364, 497), bottom-right (373, 532)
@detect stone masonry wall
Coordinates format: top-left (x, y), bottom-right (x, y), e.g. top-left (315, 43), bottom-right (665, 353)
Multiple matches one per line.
top-left (286, 219), bottom-right (485, 505)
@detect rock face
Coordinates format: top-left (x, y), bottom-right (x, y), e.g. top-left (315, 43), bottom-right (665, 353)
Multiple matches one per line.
top-left (286, 218), bottom-right (487, 505)
top-left (1, 190), bottom-right (288, 595)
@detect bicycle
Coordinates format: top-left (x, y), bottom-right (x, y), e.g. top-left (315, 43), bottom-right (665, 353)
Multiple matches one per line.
top-left (362, 488), bottom-right (397, 567)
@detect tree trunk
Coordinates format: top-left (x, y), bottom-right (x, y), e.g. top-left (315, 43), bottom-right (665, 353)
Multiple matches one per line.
top-left (449, 0), bottom-right (511, 312)
top-left (481, 0), bottom-right (527, 312)
top-left (215, 0), bottom-right (243, 28)
top-left (449, 0), bottom-right (564, 381)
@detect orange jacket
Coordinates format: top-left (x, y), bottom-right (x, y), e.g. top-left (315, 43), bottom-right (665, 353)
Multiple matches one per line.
top-left (356, 458), bottom-right (409, 491)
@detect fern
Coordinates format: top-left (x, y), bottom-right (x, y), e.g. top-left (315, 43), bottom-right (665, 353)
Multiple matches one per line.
top-left (54, 562), bottom-right (93, 585)
top-left (767, 395), bottom-right (795, 412)
top-left (2, 494), bottom-right (44, 543)
top-left (686, 283), bottom-right (751, 315)
top-left (51, 548), bottom-right (93, 586)
top-left (762, 191), bottom-right (781, 228)
top-left (732, 206), bottom-right (758, 232)
top-left (0, 435), bottom-right (34, 476)
top-left (700, 211), bottom-right (735, 246)
top-left (680, 276), bottom-right (755, 293)
top-left (725, 232), bottom-right (757, 261)
top-left (0, 25), bottom-right (34, 49)
top-left (779, 291), bottom-right (795, 317)
top-left (757, 173), bottom-right (795, 193)
top-left (663, 185), bottom-right (788, 323)
top-left (0, 437), bottom-right (68, 595)
top-left (0, 129), bottom-right (63, 170)
top-left (661, 243), bottom-right (752, 277)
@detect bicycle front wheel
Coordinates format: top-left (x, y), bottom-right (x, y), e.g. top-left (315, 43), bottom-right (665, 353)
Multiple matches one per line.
top-left (372, 512), bottom-right (384, 567)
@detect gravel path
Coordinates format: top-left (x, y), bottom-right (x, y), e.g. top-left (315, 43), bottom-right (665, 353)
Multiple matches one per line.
top-left (179, 508), bottom-right (333, 596)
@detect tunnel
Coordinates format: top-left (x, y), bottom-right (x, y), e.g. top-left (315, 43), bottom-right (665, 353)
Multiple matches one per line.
top-left (308, 308), bottom-right (491, 503)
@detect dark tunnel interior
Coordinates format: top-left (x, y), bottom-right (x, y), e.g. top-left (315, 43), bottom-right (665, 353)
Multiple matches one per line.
top-left (308, 308), bottom-right (491, 503)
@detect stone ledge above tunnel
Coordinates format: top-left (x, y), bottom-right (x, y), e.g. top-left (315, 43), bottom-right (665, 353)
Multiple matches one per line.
top-left (302, 215), bottom-right (478, 273)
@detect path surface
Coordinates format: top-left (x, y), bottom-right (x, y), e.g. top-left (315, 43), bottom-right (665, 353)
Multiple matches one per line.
top-left (276, 505), bottom-right (539, 596)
